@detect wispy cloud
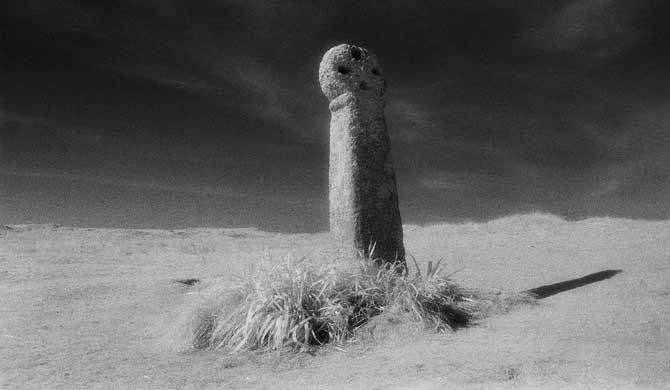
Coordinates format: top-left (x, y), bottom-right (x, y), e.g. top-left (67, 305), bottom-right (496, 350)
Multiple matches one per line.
top-left (10, 0), bottom-right (304, 133)
top-left (0, 168), bottom-right (318, 206)
top-left (387, 99), bottom-right (439, 144)
top-left (567, 103), bottom-right (670, 198)
top-left (108, 64), bottom-right (215, 92)
top-left (187, 46), bottom-right (299, 133)
top-left (416, 174), bottom-right (470, 192)
top-left (525, 0), bottom-right (643, 59)
top-left (1, 111), bottom-right (106, 147)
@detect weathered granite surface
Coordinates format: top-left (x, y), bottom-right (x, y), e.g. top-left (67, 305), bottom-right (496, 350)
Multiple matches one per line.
top-left (319, 43), bottom-right (405, 264)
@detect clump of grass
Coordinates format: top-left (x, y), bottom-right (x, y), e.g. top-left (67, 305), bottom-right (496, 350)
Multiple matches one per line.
top-left (184, 255), bottom-right (534, 353)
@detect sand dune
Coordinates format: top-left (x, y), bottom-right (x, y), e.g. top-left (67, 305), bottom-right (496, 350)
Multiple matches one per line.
top-left (1, 214), bottom-right (669, 389)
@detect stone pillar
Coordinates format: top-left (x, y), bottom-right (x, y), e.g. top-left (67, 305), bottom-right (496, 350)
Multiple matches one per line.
top-left (319, 43), bottom-right (405, 265)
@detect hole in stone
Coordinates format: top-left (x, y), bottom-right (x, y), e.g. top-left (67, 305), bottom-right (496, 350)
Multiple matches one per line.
top-left (371, 68), bottom-right (380, 76)
top-left (350, 46), bottom-right (362, 60)
top-left (337, 65), bottom-right (350, 74)
top-left (359, 81), bottom-right (368, 90)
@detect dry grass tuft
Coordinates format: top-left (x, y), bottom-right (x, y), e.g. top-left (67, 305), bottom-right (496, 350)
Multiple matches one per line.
top-left (181, 254), bottom-right (535, 354)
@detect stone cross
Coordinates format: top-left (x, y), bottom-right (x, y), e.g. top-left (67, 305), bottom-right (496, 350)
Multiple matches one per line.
top-left (319, 43), bottom-right (405, 265)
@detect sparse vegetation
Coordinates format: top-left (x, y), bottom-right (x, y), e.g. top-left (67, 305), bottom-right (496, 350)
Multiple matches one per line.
top-left (183, 254), bottom-right (535, 353)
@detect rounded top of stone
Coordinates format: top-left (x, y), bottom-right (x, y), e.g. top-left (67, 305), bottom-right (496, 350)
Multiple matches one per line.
top-left (318, 43), bottom-right (386, 102)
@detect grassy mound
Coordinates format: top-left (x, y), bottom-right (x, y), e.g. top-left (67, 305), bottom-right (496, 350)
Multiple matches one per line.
top-left (183, 256), bottom-right (534, 353)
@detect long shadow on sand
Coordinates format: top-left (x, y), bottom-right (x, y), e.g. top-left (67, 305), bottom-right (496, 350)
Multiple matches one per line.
top-left (525, 270), bottom-right (622, 299)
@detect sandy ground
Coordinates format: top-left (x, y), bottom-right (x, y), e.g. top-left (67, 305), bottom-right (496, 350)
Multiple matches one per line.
top-left (1, 214), bottom-right (669, 389)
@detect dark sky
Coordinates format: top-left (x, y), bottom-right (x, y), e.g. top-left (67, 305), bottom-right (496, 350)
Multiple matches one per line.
top-left (2, 0), bottom-right (670, 232)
